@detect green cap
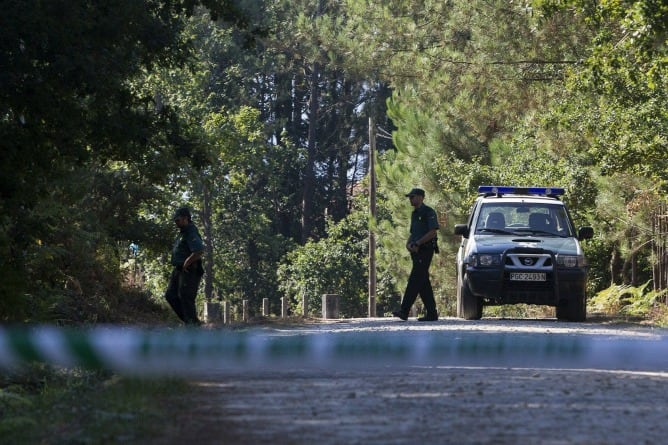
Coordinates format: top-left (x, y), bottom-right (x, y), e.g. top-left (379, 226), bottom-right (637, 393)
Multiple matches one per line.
top-left (172, 207), bottom-right (191, 220)
top-left (405, 188), bottom-right (425, 197)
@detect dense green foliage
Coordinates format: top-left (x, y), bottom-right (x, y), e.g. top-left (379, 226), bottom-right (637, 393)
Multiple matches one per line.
top-left (590, 281), bottom-right (668, 319)
top-left (1, 0), bottom-right (191, 320)
top-left (1, 0), bottom-right (666, 322)
top-left (278, 193), bottom-right (399, 317)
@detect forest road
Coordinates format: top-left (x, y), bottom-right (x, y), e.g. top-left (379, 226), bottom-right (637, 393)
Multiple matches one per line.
top-left (162, 317), bottom-right (668, 445)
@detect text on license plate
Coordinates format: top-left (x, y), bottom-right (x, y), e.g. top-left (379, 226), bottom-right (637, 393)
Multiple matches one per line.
top-left (510, 272), bottom-right (546, 281)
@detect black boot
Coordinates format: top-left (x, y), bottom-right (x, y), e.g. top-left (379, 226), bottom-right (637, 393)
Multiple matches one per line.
top-left (392, 310), bottom-right (408, 321)
top-left (417, 312), bottom-right (438, 321)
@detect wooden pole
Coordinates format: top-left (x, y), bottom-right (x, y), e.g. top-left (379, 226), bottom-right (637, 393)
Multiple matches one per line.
top-left (368, 117), bottom-right (377, 317)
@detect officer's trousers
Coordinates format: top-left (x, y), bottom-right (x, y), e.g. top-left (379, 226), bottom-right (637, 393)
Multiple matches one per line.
top-left (400, 247), bottom-right (437, 315)
top-left (164, 265), bottom-right (202, 324)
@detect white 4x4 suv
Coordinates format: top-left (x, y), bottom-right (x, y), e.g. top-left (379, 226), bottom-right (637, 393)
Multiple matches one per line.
top-left (454, 186), bottom-right (594, 321)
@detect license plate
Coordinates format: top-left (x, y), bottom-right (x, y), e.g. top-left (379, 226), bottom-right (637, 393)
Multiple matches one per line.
top-left (510, 272), bottom-right (546, 281)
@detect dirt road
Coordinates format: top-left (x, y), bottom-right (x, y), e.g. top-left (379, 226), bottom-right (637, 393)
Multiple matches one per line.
top-left (165, 317), bottom-right (668, 444)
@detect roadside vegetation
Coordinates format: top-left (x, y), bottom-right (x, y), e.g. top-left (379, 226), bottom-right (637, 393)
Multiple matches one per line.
top-left (0, 364), bottom-right (189, 444)
top-left (589, 282), bottom-right (668, 326)
top-left (0, 289), bottom-right (189, 444)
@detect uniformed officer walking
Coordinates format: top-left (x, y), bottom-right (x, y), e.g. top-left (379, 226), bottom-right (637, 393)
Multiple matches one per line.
top-left (164, 207), bottom-right (204, 325)
top-left (393, 188), bottom-right (439, 321)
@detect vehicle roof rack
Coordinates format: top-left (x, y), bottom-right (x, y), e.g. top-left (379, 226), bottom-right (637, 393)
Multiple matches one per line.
top-left (477, 185), bottom-right (565, 198)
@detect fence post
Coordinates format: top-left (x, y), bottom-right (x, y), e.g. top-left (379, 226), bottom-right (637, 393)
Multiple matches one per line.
top-left (262, 298), bottom-right (270, 317)
top-left (281, 297), bottom-right (289, 318)
top-left (223, 301), bottom-right (230, 324)
top-left (302, 291), bottom-right (308, 317)
top-left (242, 300), bottom-right (249, 322)
top-left (204, 302), bottom-right (221, 323)
top-left (322, 294), bottom-right (339, 319)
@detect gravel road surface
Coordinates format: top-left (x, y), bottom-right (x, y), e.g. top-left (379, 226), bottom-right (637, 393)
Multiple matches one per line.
top-left (163, 317), bottom-right (668, 445)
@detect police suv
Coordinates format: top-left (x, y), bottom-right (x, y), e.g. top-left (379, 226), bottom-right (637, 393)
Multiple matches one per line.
top-left (454, 186), bottom-right (594, 321)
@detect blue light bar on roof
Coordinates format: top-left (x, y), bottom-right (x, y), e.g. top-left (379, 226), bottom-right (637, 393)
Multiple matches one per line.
top-left (478, 185), bottom-right (565, 196)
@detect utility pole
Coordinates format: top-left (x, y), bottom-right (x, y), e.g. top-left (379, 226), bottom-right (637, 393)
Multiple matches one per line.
top-left (368, 117), bottom-right (377, 317)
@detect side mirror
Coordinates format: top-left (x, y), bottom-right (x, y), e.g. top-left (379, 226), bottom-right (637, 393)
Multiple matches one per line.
top-left (454, 224), bottom-right (470, 238)
top-left (578, 226), bottom-right (594, 240)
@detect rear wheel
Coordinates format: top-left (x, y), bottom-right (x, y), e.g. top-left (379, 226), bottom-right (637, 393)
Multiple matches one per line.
top-left (556, 293), bottom-right (586, 322)
top-left (458, 276), bottom-right (482, 320)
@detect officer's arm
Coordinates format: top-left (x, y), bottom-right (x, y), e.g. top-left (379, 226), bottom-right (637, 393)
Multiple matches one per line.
top-left (183, 251), bottom-right (203, 271)
top-left (415, 228), bottom-right (437, 247)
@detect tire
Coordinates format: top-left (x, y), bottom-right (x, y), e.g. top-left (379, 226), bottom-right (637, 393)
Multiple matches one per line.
top-left (556, 293), bottom-right (586, 322)
top-left (458, 276), bottom-right (482, 320)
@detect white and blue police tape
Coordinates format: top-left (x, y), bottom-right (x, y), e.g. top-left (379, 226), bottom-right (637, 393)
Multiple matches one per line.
top-left (1, 325), bottom-right (668, 375)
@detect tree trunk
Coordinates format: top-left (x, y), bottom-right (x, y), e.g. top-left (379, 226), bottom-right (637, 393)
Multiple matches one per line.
top-left (301, 61), bottom-right (319, 244)
top-left (652, 201), bottom-right (668, 296)
top-left (202, 179), bottom-right (215, 302)
top-left (610, 245), bottom-right (623, 285)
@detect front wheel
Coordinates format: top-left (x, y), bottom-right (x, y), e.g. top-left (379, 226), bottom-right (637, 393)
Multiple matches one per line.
top-left (458, 276), bottom-right (482, 320)
top-left (556, 294), bottom-right (586, 322)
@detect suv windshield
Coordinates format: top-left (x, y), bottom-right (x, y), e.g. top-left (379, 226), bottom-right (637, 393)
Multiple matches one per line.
top-left (475, 202), bottom-right (574, 237)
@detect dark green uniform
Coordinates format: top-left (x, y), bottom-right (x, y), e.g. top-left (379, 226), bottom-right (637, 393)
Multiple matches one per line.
top-left (171, 224), bottom-right (205, 267)
top-left (164, 223), bottom-right (204, 324)
top-left (409, 203), bottom-right (440, 246)
top-left (400, 203), bottom-right (439, 317)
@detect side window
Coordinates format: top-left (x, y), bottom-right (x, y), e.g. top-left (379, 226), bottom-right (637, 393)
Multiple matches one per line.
top-left (467, 202), bottom-right (479, 228)
top-left (552, 208), bottom-right (572, 236)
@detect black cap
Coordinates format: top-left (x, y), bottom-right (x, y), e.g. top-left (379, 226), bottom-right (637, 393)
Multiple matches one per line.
top-left (173, 207), bottom-right (191, 220)
top-left (405, 188), bottom-right (425, 197)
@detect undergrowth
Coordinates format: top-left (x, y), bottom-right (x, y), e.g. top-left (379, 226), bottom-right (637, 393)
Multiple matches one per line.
top-left (0, 282), bottom-right (193, 444)
top-left (589, 281), bottom-right (668, 326)
top-left (0, 363), bottom-right (190, 444)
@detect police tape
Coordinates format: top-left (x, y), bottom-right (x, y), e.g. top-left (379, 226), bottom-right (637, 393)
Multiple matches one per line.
top-left (1, 325), bottom-right (667, 375)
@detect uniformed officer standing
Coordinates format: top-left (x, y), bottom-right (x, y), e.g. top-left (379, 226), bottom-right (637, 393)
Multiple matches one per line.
top-left (393, 188), bottom-right (439, 321)
top-left (164, 207), bottom-right (204, 325)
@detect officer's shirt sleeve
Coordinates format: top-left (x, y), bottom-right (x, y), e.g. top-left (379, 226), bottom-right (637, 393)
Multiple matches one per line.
top-left (185, 227), bottom-right (205, 253)
top-left (427, 208), bottom-right (439, 231)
